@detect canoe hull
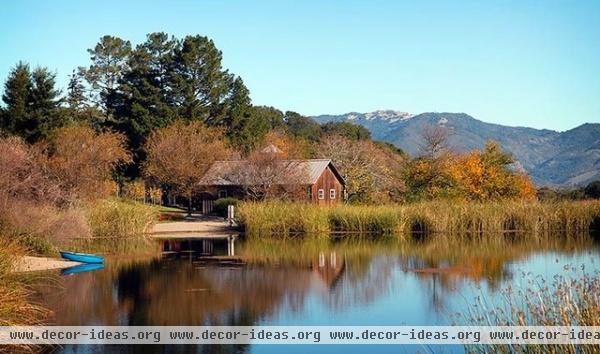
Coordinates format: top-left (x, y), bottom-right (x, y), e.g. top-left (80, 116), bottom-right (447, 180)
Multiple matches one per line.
top-left (60, 251), bottom-right (104, 264)
top-left (61, 263), bottom-right (104, 276)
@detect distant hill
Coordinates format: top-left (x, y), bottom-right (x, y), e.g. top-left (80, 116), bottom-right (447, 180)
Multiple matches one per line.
top-left (312, 111), bottom-right (600, 187)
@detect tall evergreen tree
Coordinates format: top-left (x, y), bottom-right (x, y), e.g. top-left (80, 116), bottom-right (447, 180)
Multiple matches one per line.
top-left (224, 77), bottom-right (269, 154)
top-left (1, 61), bottom-right (31, 136)
top-left (28, 67), bottom-right (64, 140)
top-left (1, 63), bottom-right (63, 142)
top-left (66, 69), bottom-right (87, 111)
top-left (116, 32), bottom-right (177, 150)
top-left (169, 35), bottom-right (233, 125)
top-left (80, 35), bottom-right (131, 118)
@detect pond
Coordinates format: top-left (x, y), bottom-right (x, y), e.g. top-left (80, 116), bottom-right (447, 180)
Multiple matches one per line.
top-left (31, 234), bottom-right (600, 353)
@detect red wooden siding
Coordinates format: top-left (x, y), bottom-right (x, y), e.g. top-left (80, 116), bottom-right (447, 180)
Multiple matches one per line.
top-left (310, 166), bottom-right (344, 205)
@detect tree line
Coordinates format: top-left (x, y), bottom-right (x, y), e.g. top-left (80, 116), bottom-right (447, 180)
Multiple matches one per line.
top-left (0, 32), bottom-right (541, 206)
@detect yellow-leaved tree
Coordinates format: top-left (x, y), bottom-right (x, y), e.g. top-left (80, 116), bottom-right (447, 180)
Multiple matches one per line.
top-left (451, 141), bottom-right (536, 201)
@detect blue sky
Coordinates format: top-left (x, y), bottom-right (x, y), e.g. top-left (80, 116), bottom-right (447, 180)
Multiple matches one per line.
top-left (1, 0), bottom-right (599, 131)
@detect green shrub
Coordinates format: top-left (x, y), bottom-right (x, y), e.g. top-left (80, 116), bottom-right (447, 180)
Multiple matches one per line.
top-left (214, 198), bottom-right (239, 217)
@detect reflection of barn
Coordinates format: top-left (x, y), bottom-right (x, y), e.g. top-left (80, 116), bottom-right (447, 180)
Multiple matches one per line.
top-left (312, 252), bottom-right (345, 288)
top-left (197, 158), bottom-right (346, 213)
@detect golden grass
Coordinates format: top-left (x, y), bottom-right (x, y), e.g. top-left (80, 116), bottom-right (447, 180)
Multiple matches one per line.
top-left (80, 198), bottom-right (159, 254)
top-left (0, 238), bottom-right (50, 353)
top-left (237, 200), bottom-right (600, 238)
top-left (237, 201), bottom-right (330, 237)
top-left (457, 267), bottom-right (600, 354)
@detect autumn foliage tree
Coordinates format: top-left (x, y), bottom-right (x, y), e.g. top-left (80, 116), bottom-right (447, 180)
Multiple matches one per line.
top-left (143, 120), bottom-right (229, 214)
top-left (0, 136), bottom-right (56, 205)
top-left (42, 125), bottom-right (131, 202)
top-left (450, 141), bottom-right (536, 200)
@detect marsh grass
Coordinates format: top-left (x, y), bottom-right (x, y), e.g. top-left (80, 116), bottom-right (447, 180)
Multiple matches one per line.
top-left (456, 266), bottom-right (600, 354)
top-left (0, 238), bottom-right (49, 353)
top-left (79, 198), bottom-right (159, 254)
top-left (237, 201), bottom-right (330, 237)
top-left (237, 200), bottom-right (600, 238)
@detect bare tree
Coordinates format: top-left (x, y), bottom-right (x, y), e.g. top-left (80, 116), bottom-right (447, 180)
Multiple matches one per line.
top-left (231, 148), bottom-right (309, 200)
top-left (318, 135), bottom-right (406, 203)
top-left (419, 124), bottom-right (451, 159)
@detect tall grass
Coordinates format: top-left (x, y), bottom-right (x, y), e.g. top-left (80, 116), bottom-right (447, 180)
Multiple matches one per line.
top-left (80, 198), bottom-right (159, 254)
top-left (0, 238), bottom-right (49, 353)
top-left (237, 201), bottom-right (330, 237)
top-left (456, 267), bottom-right (600, 354)
top-left (237, 200), bottom-right (600, 238)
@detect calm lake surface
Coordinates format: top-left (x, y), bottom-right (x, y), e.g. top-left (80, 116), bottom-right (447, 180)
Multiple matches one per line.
top-left (33, 234), bottom-right (600, 354)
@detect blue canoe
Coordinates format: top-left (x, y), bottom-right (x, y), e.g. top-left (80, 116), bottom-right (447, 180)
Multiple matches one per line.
top-left (60, 251), bottom-right (104, 264)
top-left (61, 263), bottom-right (104, 276)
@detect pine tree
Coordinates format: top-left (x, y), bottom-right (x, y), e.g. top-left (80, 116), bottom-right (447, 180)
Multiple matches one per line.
top-left (116, 32), bottom-right (177, 150)
top-left (80, 35), bottom-right (131, 118)
top-left (28, 67), bottom-right (64, 141)
top-left (224, 77), bottom-right (270, 154)
top-left (169, 35), bottom-right (233, 125)
top-left (1, 63), bottom-right (64, 142)
top-left (67, 69), bottom-right (87, 111)
top-left (1, 61), bottom-right (31, 136)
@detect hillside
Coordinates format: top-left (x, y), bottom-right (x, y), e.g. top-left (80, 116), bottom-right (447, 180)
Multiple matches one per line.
top-left (313, 111), bottom-right (600, 187)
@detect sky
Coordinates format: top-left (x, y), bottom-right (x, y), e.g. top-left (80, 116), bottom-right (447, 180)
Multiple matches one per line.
top-left (1, 0), bottom-right (599, 131)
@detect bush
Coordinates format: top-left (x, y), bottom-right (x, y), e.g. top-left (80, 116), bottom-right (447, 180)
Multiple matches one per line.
top-left (213, 198), bottom-right (239, 217)
top-left (0, 199), bottom-right (91, 254)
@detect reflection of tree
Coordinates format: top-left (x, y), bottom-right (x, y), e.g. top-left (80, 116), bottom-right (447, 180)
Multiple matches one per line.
top-left (325, 256), bottom-right (398, 310)
top-left (31, 236), bottom-right (594, 353)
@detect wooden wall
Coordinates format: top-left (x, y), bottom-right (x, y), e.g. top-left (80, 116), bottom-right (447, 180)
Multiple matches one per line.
top-left (310, 166), bottom-right (344, 205)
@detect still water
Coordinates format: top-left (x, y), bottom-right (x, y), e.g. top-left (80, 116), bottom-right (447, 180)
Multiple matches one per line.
top-left (33, 235), bottom-right (600, 354)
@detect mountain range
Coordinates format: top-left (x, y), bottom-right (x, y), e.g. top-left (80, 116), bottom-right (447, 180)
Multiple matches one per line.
top-left (312, 110), bottom-right (600, 187)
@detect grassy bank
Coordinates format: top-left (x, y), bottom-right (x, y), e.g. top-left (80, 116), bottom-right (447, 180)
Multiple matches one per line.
top-left (0, 238), bottom-right (49, 352)
top-left (237, 200), bottom-right (600, 238)
top-left (75, 198), bottom-right (159, 254)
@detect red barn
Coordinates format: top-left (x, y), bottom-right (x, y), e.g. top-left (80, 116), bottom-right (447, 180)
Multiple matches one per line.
top-left (198, 158), bottom-right (346, 207)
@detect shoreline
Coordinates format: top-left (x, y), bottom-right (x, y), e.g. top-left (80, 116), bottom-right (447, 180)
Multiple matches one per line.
top-left (14, 256), bottom-right (82, 273)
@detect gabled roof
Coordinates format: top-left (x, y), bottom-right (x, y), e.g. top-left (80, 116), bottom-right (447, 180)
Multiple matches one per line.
top-left (198, 159), bottom-right (345, 186)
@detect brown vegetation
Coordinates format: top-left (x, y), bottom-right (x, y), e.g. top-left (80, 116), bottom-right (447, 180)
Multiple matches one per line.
top-left (143, 120), bottom-right (230, 213)
top-left (232, 147), bottom-right (310, 200)
top-left (41, 125), bottom-right (130, 202)
top-left (0, 125), bottom-right (138, 254)
top-left (318, 134), bottom-right (406, 203)
top-left (0, 239), bottom-right (50, 353)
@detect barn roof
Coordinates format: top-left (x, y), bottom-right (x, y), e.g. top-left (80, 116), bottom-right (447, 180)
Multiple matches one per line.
top-left (198, 159), bottom-right (345, 186)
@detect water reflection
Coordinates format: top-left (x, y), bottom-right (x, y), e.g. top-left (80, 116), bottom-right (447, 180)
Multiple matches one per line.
top-left (32, 235), bottom-right (600, 354)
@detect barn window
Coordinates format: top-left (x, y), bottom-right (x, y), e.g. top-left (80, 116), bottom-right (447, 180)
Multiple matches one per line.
top-left (330, 189), bottom-right (336, 199)
top-left (318, 189), bottom-right (325, 200)
top-left (218, 190), bottom-right (227, 198)
top-left (307, 186), bottom-right (312, 199)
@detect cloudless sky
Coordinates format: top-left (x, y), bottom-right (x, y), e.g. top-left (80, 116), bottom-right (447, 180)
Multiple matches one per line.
top-left (1, 0), bottom-right (599, 131)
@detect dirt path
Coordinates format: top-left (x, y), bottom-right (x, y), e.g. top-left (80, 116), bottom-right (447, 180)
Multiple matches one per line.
top-left (14, 256), bottom-right (81, 272)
